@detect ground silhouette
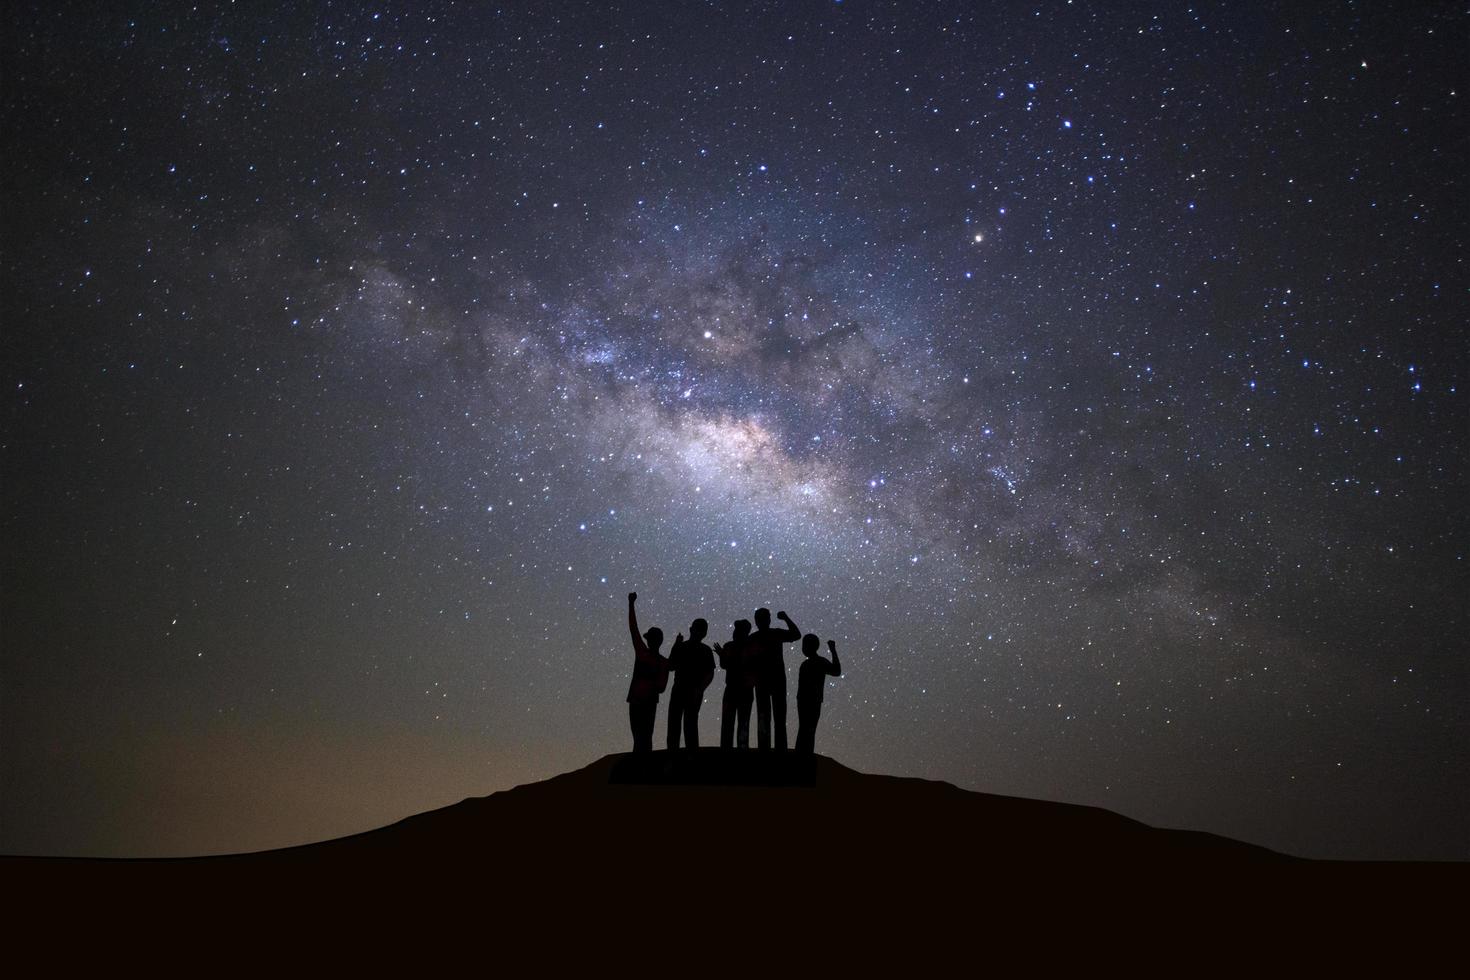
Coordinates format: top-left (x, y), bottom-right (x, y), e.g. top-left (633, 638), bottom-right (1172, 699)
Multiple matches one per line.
top-left (3, 750), bottom-right (1460, 962)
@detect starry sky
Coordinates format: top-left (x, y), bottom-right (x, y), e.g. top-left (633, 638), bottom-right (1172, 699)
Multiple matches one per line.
top-left (2, 1), bottom-right (1465, 860)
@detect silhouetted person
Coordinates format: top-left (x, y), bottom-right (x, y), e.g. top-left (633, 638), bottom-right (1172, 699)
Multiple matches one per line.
top-left (625, 592), bottom-right (669, 753)
top-left (715, 619), bottom-right (754, 748)
top-left (751, 607), bottom-right (800, 750)
top-left (795, 636), bottom-right (842, 755)
top-left (666, 618), bottom-right (715, 750)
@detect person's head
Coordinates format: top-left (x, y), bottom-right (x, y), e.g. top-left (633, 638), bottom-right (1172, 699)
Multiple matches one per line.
top-left (689, 618), bottom-right (708, 641)
top-left (732, 619), bottom-right (751, 639)
top-left (802, 633), bottom-right (820, 656)
top-left (754, 608), bottom-right (772, 629)
top-left (644, 627), bottom-right (664, 651)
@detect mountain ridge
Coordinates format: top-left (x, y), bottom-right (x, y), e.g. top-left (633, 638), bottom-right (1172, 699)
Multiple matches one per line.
top-left (4, 749), bottom-right (1461, 962)
top-left (13, 750), bottom-right (1293, 865)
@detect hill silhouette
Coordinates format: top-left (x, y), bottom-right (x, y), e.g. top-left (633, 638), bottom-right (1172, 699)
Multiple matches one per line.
top-left (262, 749), bottom-right (1294, 868)
top-left (5, 750), bottom-right (1461, 961)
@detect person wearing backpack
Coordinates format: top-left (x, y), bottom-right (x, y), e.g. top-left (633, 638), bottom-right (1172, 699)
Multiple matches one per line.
top-left (715, 619), bottom-right (754, 747)
top-left (625, 592), bottom-right (669, 753)
top-left (666, 617), bottom-right (716, 750)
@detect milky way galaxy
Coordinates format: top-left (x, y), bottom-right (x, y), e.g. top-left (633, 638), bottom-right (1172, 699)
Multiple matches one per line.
top-left (2, 1), bottom-right (1464, 859)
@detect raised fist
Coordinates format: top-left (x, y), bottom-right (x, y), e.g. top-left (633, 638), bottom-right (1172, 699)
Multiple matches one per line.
top-left (676, 632), bottom-right (685, 644)
top-left (628, 592), bottom-right (638, 603)
top-left (827, 640), bottom-right (837, 653)
top-left (776, 611), bottom-right (790, 621)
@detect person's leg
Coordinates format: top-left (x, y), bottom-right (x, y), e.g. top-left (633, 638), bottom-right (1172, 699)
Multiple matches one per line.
top-left (631, 701), bottom-right (653, 753)
top-left (755, 686), bottom-right (771, 749)
top-left (685, 695), bottom-right (700, 749)
top-left (720, 687), bottom-right (736, 748)
top-left (737, 690), bottom-right (752, 747)
top-left (773, 674), bottom-right (788, 750)
top-left (666, 691), bottom-right (683, 750)
top-left (798, 701), bottom-right (821, 753)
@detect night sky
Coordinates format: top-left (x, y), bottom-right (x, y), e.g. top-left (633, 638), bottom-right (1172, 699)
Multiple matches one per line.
top-left (2, 1), bottom-right (1465, 860)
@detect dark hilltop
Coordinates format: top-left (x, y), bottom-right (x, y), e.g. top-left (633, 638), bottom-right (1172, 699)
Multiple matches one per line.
top-left (5, 750), bottom-right (1462, 964)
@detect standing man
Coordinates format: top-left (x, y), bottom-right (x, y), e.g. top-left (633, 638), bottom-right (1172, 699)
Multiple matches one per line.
top-left (666, 618), bottom-right (715, 750)
top-left (625, 592), bottom-right (669, 753)
top-left (795, 637), bottom-right (842, 754)
top-left (715, 619), bottom-right (754, 748)
top-left (750, 607), bottom-right (801, 750)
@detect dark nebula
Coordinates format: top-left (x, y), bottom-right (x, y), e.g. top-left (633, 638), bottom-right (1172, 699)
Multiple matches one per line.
top-left (2, 1), bottom-right (1464, 859)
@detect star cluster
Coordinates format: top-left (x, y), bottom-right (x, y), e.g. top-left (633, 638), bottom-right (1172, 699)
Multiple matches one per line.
top-left (1, 1), bottom-right (1464, 859)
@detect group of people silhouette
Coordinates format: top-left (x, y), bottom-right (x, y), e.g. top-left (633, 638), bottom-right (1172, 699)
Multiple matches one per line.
top-left (626, 592), bottom-right (842, 755)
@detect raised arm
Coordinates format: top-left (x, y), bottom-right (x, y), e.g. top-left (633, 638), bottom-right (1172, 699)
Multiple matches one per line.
top-left (827, 639), bottom-right (842, 676)
top-left (628, 592), bottom-right (647, 657)
top-left (776, 610), bottom-right (801, 641)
